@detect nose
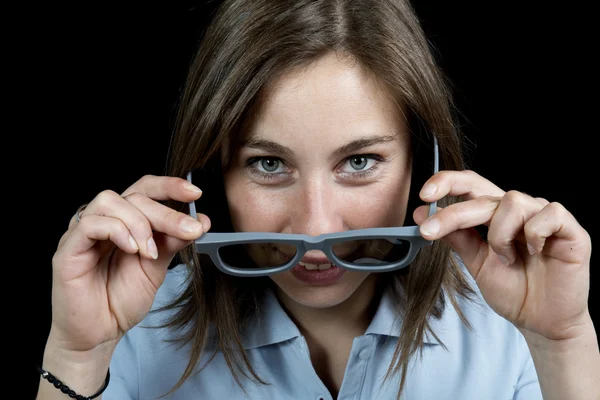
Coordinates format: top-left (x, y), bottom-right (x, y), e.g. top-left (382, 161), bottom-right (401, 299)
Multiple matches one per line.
top-left (289, 176), bottom-right (345, 237)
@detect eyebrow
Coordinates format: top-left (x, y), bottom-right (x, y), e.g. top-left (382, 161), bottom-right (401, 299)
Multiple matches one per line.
top-left (243, 134), bottom-right (398, 159)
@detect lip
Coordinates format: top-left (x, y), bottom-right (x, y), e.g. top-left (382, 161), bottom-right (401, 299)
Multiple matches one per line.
top-left (290, 263), bottom-right (346, 286)
top-left (299, 256), bottom-right (331, 264)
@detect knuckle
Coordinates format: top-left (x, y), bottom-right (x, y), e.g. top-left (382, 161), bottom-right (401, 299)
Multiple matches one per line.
top-left (487, 230), bottom-right (512, 253)
top-left (51, 251), bottom-right (64, 269)
top-left (434, 170), bottom-right (451, 179)
top-left (138, 174), bottom-right (157, 186)
top-left (463, 169), bottom-right (480, 179)
top-left (130, 217), bottom-right (152, 237)
top-left (94, 190), bottom-right (121, 214)
top-left (503, 189), bottom-right (522, 201)
top-left (523, 222), bottom-right (538, 238)
top-left (535, 197), bottom-right (549, 205)
top-left (96, 189), bottom-right (119, 204)
top-left (547, 201), bottom-right (565, 216)
top-left (501, 190), bottom-right (526, 208)
top-left (165, 209), bottom-right (184, 224)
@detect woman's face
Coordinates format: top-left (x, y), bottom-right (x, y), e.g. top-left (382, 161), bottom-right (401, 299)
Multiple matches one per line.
top-left (224, 52), bottom-right (412, 308)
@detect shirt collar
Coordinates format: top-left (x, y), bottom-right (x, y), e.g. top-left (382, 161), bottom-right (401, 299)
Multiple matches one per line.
top-left (364, 286), bottom-right (444, 345)
top-left (241, 288), bottom-right (302, 349)
top-left (241, 286), bottom-right (448, 349)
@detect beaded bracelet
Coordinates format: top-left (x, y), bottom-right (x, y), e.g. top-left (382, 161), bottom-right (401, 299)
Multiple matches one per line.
top-left (37, 365), bottom-right (110, 400)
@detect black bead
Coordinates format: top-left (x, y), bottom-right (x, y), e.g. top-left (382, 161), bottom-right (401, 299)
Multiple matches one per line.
top-left (47, 375), bottom-right (55, 383)
top-left (61, 385), bottom-right (70, 393)
top-left (53, 380), bottom-right (62, 388)
top-left (68, 389), bottom-right (76, 398)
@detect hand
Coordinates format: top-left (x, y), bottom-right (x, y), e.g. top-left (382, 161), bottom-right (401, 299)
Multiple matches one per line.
top-left (413, 170), bottom-right (592, 341)
top-left (48, 175), bottom-right (211, 354)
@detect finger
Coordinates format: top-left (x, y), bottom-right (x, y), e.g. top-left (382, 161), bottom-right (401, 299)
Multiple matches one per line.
top-left (524, 202), bottom-right (591, 263)
top-left (486, 190), bottom-right (544, 265)
top-left (54, 215), bottom-right (140, 275)
top-left (416, 195), bottom-right (502, 240)
top-left (121, 175), bottom-right (202, 201)
top-left (196, 213), bottom-right (211, 231)
top-left (82, 190), bottom-right (205, 260)
top-left (80, 190), bottom-right (160, 259)
top-left (413, 204), bottom-right (489, 278)
top-left (122, 192), bottom-right (206, 238)
top-left (419, 170), bottom-right (505, 203)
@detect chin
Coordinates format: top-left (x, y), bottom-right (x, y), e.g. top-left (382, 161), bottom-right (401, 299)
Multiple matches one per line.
top-left (269, 271), bottom-right (373, 309)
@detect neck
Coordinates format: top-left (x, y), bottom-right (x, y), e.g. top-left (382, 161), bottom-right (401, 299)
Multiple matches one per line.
top-left (275, 274), bottom-right (382, 338)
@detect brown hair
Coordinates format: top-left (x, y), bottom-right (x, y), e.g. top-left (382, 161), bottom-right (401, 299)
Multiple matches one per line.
top-left (160, 0), bottom-right (476, 398)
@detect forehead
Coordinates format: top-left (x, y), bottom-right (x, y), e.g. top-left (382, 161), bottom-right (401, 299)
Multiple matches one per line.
top-left (247, 53), bottom-right (408, 145)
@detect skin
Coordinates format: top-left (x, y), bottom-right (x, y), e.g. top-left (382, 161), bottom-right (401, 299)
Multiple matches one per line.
top-left (224, 53), bottom-right (412, 309)
top-left (224, 53), bottom-right (413, 393)
top-left (38, 52), bottom-right (598, 399)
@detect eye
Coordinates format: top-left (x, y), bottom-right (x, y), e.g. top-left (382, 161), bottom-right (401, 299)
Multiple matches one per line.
top-left (244, 156), bottom-right (290, 182)
top-left (339, 155), bottom-right (380, 173)
top-left (257, 158), bottom-right (281, 173)
top-left (348, 156), bottom-right (370, 170)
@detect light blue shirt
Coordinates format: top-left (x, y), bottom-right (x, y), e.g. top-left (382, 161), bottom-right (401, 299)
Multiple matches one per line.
top-left (105, 262), bottom-right (542, 399)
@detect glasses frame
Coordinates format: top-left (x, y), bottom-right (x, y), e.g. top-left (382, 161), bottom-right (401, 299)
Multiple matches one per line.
top-left (187, 137), bottom-right (439, 277)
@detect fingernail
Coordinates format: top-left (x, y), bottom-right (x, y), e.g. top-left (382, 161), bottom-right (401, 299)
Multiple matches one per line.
top-left (420, 183), bottom-right (437, 198)
top-left (527, 243), bottom-right (536, 255)
top-left (147, 237), bottom-right (158, 259)
top-left (180, 217), bottom-right (203, 233)
top-left (128, 235), bottom-right (139, 250)
top-left (420, 218), bottom-right (440, 237)
top-left (497, 254), bottom-right (510, 266)
top-left (184, 183), bottom-right (202, 193)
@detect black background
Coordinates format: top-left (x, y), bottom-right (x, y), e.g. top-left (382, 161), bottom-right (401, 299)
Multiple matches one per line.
top-left (20, 2), bottom-right (597, 398)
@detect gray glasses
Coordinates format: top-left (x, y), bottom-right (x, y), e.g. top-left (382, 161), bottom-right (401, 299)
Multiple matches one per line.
top-left (187, 137), bottom-right (438, 277)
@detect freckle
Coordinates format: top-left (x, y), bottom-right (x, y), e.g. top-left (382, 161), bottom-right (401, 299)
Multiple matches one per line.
top-left (570, 247), bottom-right (573, 250)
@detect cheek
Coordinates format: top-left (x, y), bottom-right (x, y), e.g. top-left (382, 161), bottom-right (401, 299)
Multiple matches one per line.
top-left (346, 174), bottom-right (411, 227)
top-left (225, 175), bottom-right (290, 232)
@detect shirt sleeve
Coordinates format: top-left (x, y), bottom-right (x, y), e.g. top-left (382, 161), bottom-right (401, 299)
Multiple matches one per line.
top-left (513, 331), bottom-right (543, 400)
top-left (102, 332), bottom-right (139, 400)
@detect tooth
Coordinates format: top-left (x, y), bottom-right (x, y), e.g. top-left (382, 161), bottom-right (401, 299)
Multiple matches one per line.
top-left (299, 262), bottom-right (319, 270)
top-left (318, 264), bottom-right (331, 270)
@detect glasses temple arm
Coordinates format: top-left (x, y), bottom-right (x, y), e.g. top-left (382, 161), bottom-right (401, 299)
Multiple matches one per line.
top-left (186, 172), bottom-right (198, 219)
top-left (429, 136), bottom-right (439, 218)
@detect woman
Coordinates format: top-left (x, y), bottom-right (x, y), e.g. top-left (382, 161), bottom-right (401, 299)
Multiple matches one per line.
top-left (36, 0), bottom-right (599, 399)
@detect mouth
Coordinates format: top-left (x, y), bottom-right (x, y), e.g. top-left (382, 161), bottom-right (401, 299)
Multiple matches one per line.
top-left (290, 261), bottom-right (346, 285)
top-left (298, 261), bottom-right (334, 271)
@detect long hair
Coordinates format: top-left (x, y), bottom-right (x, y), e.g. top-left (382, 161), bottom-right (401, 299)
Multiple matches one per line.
top-left (159, 0), bottom-right (476, 398)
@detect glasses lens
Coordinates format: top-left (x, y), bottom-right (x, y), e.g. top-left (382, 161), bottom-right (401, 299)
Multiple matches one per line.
top-left (218, 242), bottom-right (297, 270)
top-left (332, 238), bottom-right (411, 265)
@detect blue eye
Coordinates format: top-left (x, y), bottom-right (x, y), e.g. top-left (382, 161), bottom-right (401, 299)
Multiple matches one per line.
top-left (258, 158), bottom-right (280, 173)
top-left (348, 156), bottom-right (370, 170)
top-left (244, 156), bottom-right (289, 182)
top-left (339, 155), bottom-right (379, 174)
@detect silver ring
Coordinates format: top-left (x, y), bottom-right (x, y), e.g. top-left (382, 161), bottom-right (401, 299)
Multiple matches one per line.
top-left (75, 203), bottom-right (89, 223)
